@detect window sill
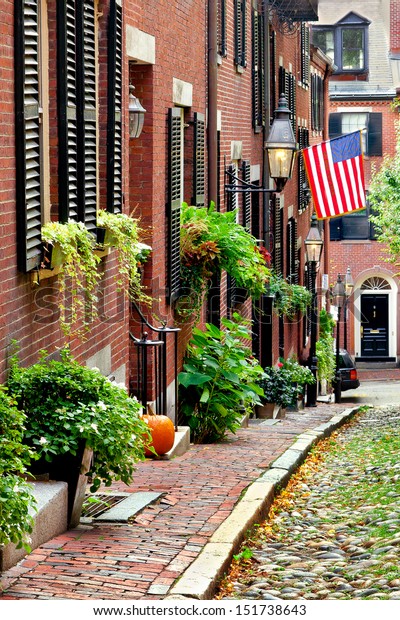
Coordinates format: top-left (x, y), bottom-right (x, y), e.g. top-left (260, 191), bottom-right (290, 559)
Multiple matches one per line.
top-left (31, 247), bottom-right (111, 285)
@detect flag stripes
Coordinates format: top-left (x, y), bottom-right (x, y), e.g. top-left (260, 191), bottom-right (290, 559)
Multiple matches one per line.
top-left (302, 131), bottom-right (366, 220)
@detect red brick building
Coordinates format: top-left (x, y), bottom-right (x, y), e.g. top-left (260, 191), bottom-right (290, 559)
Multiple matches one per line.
top-left (312, 0), bottom-right (400, 364)
top-left (0, 0), bottom-right (332, 416)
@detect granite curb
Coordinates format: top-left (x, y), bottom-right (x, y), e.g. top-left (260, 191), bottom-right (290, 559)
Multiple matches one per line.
top-left (167, 406), bottom-right (360, 600)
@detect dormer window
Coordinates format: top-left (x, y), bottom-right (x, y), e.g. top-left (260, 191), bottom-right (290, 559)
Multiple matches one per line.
top-left (312, 11), bottom-right (370, 75)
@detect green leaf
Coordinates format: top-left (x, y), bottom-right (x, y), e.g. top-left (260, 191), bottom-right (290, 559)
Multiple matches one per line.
top-left (200, 387), bottom-right (210, 403)
top-left (178, 372), bottom-right (212, 388)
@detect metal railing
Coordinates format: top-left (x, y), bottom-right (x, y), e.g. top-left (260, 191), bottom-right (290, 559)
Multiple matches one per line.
top-left (129, 301), bottom-right (180, 430)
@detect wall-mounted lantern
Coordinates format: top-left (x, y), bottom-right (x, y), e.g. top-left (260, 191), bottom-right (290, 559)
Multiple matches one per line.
top-left (129, 85), bottom-right (146, 139)
top-left (264, 94), bottom-right (297, 192)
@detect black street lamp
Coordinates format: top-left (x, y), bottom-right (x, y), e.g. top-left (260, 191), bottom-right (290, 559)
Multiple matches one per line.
top-left (332, 273), bottom-right (346, 403)
top-left (343, 267), bottom-right (354, 351)
top-left (264, 94), bottom-right (297, 192)
top-left (304, 213), bottom-right (324, 407)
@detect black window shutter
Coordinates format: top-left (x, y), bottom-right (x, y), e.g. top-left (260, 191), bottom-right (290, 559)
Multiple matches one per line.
top-left (329, 217), bottom-right (343, 240)
top-left (298, 127), bottom-right (310, 213)
top-left (279, 67), bottom-right (296, 132)
top-left (273, 195), bottom-right (283, 275)
top-left (76, 0), bottom-right (97, 231)
top-left (270, 30), bottom-right (276, 119)
top-left (368, 113), bottom-right (382, 156)
top-left (329, 113), bottom-right (342, 138)
top-left (168, 108), bottom-right (183, 303)
top-left (318, 76), bottom-right (324, 131)
top-left (15, 0), bottom-right (43, 272)
top-left (58, 0), bottom-right (79, 223)
top-left (193, 112), bottom-right (205, 207)
top-left (301, 23), bottom-right (310, 86)
top-left (234, 0), bottom-right (246, 67)
top-left (286, 218), bottom-right (298, 284)
top-left (252, 8), bottom-right (260, 129)
top-left (242, 160), bottom-right (251, 230)
top-left (217, 0), bottom-right (227, 57)
top-left (107, 0), bottom-right (123, 213)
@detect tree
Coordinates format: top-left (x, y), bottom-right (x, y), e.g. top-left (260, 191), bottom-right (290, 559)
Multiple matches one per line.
top-left (369, 123), bottom-right (400, 265)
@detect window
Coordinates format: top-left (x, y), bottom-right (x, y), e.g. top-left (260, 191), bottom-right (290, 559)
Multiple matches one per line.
top-left (329, 112), bottom-right (382, 157)
top-left (329, 199), bottom-right (376, 241)
top-left (234, 0), bottom-right (246, 69)
top-left (15, 0), bottom-right (107, 273)
top-left (312, 12), bottom-right (370, 75)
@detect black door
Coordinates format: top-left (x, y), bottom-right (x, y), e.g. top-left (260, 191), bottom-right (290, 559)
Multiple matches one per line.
top-left (360, 294), bottom-right (389, 357)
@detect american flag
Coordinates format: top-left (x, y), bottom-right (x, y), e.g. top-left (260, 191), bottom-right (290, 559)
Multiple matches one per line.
top-left (302, 131), bottom-right (366, 220)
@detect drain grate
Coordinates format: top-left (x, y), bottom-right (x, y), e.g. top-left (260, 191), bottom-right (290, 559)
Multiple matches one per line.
top-left (81, 492), bottom-right (130, 521)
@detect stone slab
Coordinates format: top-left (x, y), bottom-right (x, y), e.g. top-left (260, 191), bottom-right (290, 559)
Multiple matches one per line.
top-left (270, 448), bottom-right (306, 473)
top-left (0, 481), bottom-right (68, 572)
top-left (95, 491), bottom-right (163, 522)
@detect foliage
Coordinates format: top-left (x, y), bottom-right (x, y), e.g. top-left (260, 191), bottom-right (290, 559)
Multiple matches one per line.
top-left (178, 203), bottom-right (271, 320)
top-left (41, 221), bottom-right (101, 336)
top-left (256, 365), bottom-right (297, 408)
top-left (316, 309), bottom-right (336, 384)
top-left (178, 314), bottom-right (265, 443)
top-left (96, 210), bottom-right (152, 304)
top-left (7, 349), bottom-right (150, 492)
top-left (267, 273), bottom-right (312, 319)
top-left (280, 357), bottom-right (316, 387)
top-left (0, 388), bottom-right (37, 550)
top-left (369, 123), bottom-right (400, 266)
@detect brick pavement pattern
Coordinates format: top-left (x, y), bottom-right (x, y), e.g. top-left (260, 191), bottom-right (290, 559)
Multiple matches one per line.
top-left (0, 404), bottom-right (348, 600)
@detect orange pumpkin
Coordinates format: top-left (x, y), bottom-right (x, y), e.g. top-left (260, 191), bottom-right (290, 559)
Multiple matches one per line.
top-left (143, 413), bottom-right (175, 456)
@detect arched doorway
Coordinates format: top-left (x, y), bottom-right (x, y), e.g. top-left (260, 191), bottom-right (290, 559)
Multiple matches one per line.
top-left (355, 276), bottom-right (397, 361)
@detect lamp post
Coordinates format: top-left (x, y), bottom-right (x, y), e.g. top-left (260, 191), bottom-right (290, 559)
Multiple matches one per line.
top-left (343, 267), bottom-right (354, 351)
top-left (332, 273), bottom-right (346, 403)
top-left (128, 85), bottom-right (146, 139)
top-left (264, 94), bottom-right (297, 193)
top-left (304, 213), bottom-right (324, 407)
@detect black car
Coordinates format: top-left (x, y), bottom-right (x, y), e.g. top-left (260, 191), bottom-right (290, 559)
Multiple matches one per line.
top-left (338, 349), bottom-right (360, 391)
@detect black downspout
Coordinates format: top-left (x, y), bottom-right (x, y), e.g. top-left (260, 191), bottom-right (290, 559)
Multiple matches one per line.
top-left (208, 0), bottom-right (218, 205)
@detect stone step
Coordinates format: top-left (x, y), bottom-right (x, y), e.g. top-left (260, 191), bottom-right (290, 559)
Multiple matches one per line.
top-left (0, 481), bottom-right (68, 572)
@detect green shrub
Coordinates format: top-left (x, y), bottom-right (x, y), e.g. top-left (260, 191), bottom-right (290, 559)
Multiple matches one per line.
top-left (7, 349), bottom-right (150, 492)
top-left (178, 314), bottom-right (264, 443)
top-left (0, 388), bottom-right (36, 550)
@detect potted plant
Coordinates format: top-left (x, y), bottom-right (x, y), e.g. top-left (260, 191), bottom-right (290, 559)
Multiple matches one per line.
top-left (280, 357), bottom-right (316, 410)
top-left (96, 210), bottom-right (152, 304)
top-left (41, 221), bottom-right (101, 336)
top-left (178, 203), bottom-right (271, 321)
top-left (268, 273), bottom-right (311, 320)
top-left (0, 388), bottom-right (37, 552)
top-left (255, 364), bottom-right (295, 418)
top-left (178, 313), bottom-right (265, 443)
top-left (316, 309), bottom-right (336, 395)
top-left (7, 348), bottom-right (150, 527)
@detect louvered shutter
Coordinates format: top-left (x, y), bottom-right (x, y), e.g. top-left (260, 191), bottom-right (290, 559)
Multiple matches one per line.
top-left (76, 0), bottom-right (97, 231)
top-left (234, 0), bottom-right (246, 67)
top-left (193, 112), bottom-right (205, 207)
top-left (368, 113), bottom-right (382, 156)
top-left (107, 0), bottom-right (123, 213)
top-left (15, 0), bottom-right (43, 272)
top-left (298, 127), bottom-right (309, 213)
top-left (58, 0), bottom-right (79, 222)
top-left (301, 23), bottom-right (310, 87)
top-left (287, 218), bottom-right (298, 285)
top-left (168, 108), bottom-right (183, 303)
top-left (270, 30), bottom-right (276, 119)
top-left (242, 160), bottom-right (251, 230)
top-left (217, 0), bottom-right (227, 57)
top-left (273, 196), bottom-right (283, 275)
top-left (329, 113), bottom-right (342, 139)
top-left (252, 8), bottom-right (260, 129)
top-left (278, 67), bottom-right (296, 132)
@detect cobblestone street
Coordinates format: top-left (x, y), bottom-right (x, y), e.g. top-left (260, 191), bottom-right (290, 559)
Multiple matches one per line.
top-left (218, 405), bottom-right (400, 600)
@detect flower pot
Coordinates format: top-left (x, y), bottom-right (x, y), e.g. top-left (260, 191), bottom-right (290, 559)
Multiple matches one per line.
top-left (30, 442), bottom-right (93, 528)
top-left (256, 402), bottom-right (276, 419)
top-left (96, 226), bottom-right (117, 247)
top-left (41, 242), bottom-right (65, 269)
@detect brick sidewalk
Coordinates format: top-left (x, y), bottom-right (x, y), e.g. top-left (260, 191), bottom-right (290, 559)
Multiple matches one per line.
top-left (0, 403), bottom-right (347, 600)
top-left (357, 368), bottom-right (400, 382)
